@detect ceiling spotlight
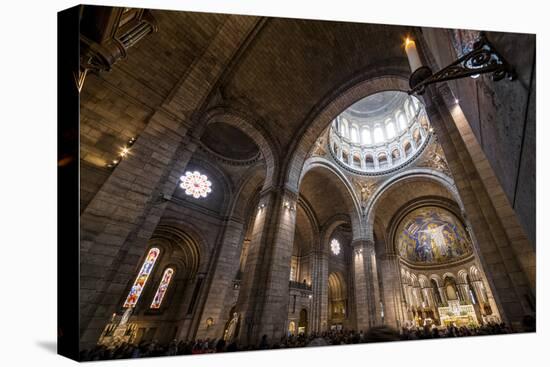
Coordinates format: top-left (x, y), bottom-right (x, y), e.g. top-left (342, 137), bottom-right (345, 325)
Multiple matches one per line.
top-left (120, 147), bottom-right (130, 157)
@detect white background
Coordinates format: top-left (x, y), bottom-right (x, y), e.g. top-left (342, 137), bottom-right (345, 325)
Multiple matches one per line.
top-left (0, 0), bottom-right (547, 365)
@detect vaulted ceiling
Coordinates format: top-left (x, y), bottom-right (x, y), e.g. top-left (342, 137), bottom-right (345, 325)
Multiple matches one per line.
top-left (81, 10), bottom-right (413, 167)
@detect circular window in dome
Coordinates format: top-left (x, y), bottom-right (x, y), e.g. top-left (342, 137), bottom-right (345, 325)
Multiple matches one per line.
top-left (329, 91), bottom-right (431, 174)
top-left (395, 206), bottom-right (473, 266)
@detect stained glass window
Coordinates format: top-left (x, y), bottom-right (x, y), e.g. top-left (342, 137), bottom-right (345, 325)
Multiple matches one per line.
top-left (150, 268), bottom-right (174, 309)
top-left (330, 239), bottom-right (341, 255)
top-left (123, 247), bottom-right (160, 308)
top-left (180, 171), bottom-right (212, 199)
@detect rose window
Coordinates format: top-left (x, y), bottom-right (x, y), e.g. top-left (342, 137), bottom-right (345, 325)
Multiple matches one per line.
top-left (180, 171), bottom-right (212, 198)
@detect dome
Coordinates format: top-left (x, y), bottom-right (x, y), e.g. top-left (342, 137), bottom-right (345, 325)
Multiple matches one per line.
top-left (395, 206), bottom-right (473, 266)
top-left (329, 91), bottom-right (431, 174)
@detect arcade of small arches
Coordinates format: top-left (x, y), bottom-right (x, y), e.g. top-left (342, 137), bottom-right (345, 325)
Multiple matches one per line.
top-left (330, 92), bottom-right (431, 173)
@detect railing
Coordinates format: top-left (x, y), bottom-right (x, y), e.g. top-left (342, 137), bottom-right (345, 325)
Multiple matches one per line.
top-left (289, 280), bottom-right (312, 291)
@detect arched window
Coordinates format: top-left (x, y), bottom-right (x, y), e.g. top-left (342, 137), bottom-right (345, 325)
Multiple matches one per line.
top-left (361, 128), bottom-right (372, 145)
top-left (403, 141), bottom-right (412, 156)
top-left (391, 149), bottom-right (400, 160)
top-left (398, 113), bottom-right (407, 131)
top-left (378, 152), bottom-right (388, 167)
top-left (386, 121), bottom-right (396, 139)
top-left (350, 126), bottom-right (359, 143)
top-left (340, 118), bottom-right (349, 137)
top-left (365, 154), bottom-right (374, 168)
top-left (352, 153), bottom-right (361, 167)
top-left (413, 128), bottom-right (421, 145)
top-left (151, 268), bottom-right (175, 309)
top-left (123, 247), bottom-right (160, 308)
top-left (374, 126), bottom-right (384, 143)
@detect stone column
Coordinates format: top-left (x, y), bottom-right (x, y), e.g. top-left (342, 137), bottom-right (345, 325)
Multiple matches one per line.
top-left (310, 247), bottom-right (329, 333)
top-left (409, 134), bottom-right (417, 149)
top-left (422, 84), bottom-right (535, 329)
top-left (377, 254), bottom-right (406, 329)
top-left (352, 239), bottom-right (381, 331)
top-left (399, 144), bottom-right (406, 160)
top-left (195, 219), bottom-right (245, 340)
top-left (438, 286), bottom-right (448, 306)
top-left (422, 287), bottom-right (433, 308)
top-left (457, 283), bottom-right (471, 304)
top-left (234, 188), bottom-right (298, 346)
top-left (472, 280), bottom-right (488, 304)
top-left (386, 149), bottom-right (393, 166)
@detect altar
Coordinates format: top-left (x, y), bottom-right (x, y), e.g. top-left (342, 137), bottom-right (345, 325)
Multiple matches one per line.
top-left (438, 300), bottom-right (478, 327)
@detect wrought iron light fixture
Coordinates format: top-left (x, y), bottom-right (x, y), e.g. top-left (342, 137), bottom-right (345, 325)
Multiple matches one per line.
top-left (406, 32), bottom-right (516, 95)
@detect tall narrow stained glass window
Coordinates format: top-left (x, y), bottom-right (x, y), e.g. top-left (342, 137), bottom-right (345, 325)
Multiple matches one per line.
top-left (123, 247), bottom-right (160, 308)
top-left (150, 268), bottom-right (175, 309)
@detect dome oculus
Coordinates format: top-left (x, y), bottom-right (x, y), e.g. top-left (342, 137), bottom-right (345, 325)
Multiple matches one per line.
top-left (329, 91), bottom-right (431, 173)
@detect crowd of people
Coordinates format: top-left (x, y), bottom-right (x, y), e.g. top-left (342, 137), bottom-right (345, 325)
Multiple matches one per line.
top-left (80, 319), bottom-right (533, 361)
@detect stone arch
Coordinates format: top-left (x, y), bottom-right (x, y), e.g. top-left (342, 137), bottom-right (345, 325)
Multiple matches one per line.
top-left (457, 269), bottom-right (469, 284)
top-left (328, 271), bottom-right (347, 300)
top-left (469, 265), bottom-right (482, 282)
top-left (300, 157), bottom-right (363, 239)
top-left (201, 108), bottom-right (279, 190)
top-left (365, 168), bottom-right (461, 244)
top-left (229, 162), bottom-right (266, 222)
top-left (430, 274), bottom-right (443, 288)
top-left (320, 213), bottom-right (351, 253)
top-left (284, 74), bottom-right (410, 193)
top-left (150, 223), bottom-right (205, 276)
top-left (418, 274), bottom-right (430, 288)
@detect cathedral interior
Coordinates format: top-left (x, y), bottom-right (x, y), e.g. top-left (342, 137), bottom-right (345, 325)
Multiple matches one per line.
top-left (75, 5), bottom-right (536, 359)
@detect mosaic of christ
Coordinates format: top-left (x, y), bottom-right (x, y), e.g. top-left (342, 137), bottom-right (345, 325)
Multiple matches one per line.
top-left (396, 206), bottom-right (473, 264)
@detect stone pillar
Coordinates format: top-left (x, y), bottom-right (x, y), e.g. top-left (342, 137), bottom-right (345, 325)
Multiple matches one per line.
top-left (377, 254), bottom-right (406, 329)
top-left (310, 247), bottom-right (329, 333)
top-left (422, 84), bottom-right (535, 329)
top-left (79, 112), bottom-right (198, 349)
top-left (419, 123), bottom-right (427, 139)
top-left (438, 286), bottom-right (448, 306)
top-left (195, 219), bottom-right (245, 340)
top-left (472, 280), bottom-right (488, 304)
top-left (234, 188), bottom-right (298, 346)
top-left (409, 134), bottom-right (417, 149)
top-left (352, 239), bottom-right (381, 331)
top-left (78, 15), bottom-right (262, 350)
top-left (422, 287), bottom-right (433, 308)
top-left (399, 143), bottom-right (406, 161)
top-left (457, 283), bottom-right (471, 304)
top-left (386, 149), bottom-right (393, 166)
